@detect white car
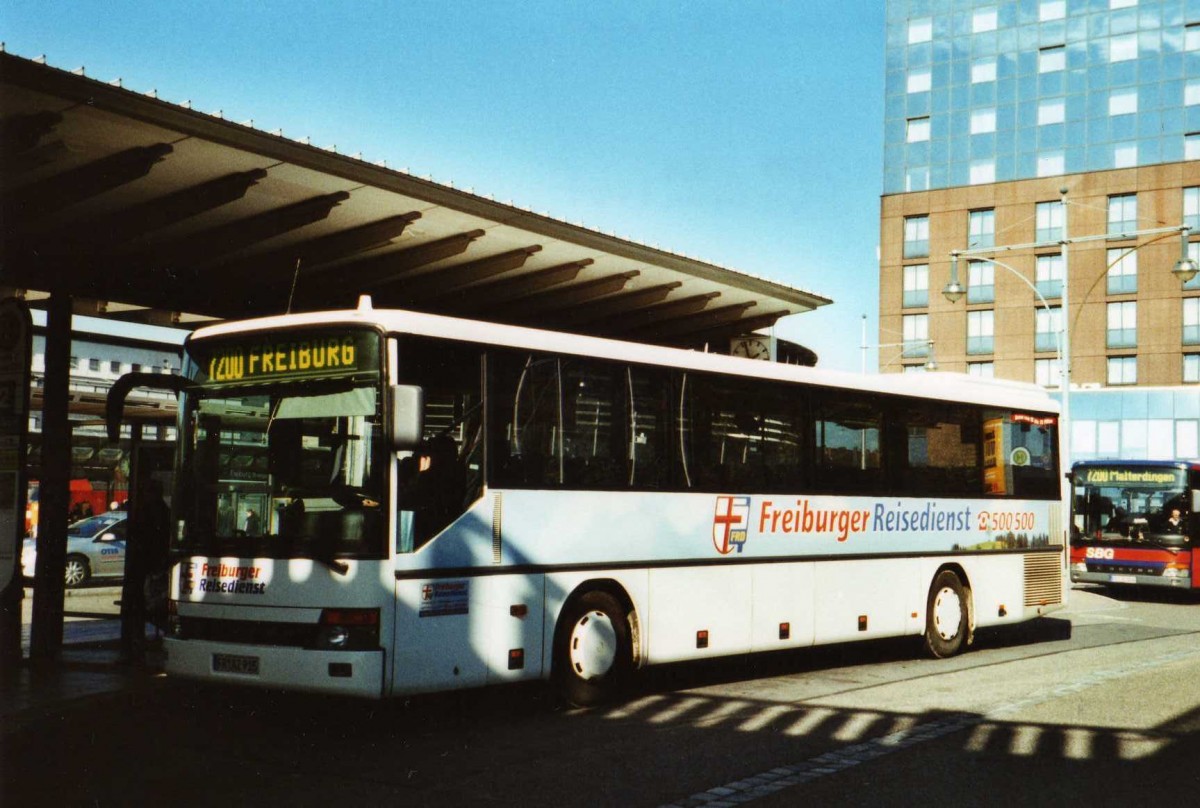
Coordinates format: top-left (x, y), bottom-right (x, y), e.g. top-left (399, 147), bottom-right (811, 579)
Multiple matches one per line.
top-left (22, 511), bottom-right (128, 587)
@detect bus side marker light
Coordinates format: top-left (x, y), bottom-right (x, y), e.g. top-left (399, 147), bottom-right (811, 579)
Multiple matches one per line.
top-left (696, 630), bottom-right (709, 649)
top-left (510, 604), bottom-right (528, 618)
top-left (858, 615), bottom-right (868, 632)
top-left (998, 605), bottom-right (1007, 617)
top-left (779, 623), bottom-right (790, 641)
top-left (508, 649), bottom-right (524, 670)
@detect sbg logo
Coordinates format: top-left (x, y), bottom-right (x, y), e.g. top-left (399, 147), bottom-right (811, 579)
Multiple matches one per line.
top-left (713, 496), bottom-right (750, 555)
top-left (1085, 547), bottom-right (1115, 560)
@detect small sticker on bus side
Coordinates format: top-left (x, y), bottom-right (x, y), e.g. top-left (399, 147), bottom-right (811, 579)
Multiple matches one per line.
top-left (419, 580), bottom-right (469, 617)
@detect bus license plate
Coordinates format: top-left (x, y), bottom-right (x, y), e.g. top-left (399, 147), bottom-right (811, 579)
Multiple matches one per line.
top-left (213, 653), bottom-right (260, 675)
top-left (1110, 574), bottom-right (1137, 584)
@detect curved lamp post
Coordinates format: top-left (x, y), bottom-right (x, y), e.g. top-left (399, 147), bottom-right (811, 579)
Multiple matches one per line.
top-left (941, 186), bottom-right (1198, 472)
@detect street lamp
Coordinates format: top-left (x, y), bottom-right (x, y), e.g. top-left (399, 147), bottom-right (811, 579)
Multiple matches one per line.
top-left (860, 317), bottom-right (938, 373)
top-left (940, 188), bottom-right (1195, 470)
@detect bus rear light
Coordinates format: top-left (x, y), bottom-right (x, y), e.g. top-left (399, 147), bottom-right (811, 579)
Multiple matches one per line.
top-left (508, 649), bottom-right (524, 670)
top-left (696, 630), bottom-right (709, 649)
top-left (779, 622), bottom-right (790, 641)
top-left (858, 615), bottom-right (868, 632)
top-left (315, 608), bottom-right (380, 651)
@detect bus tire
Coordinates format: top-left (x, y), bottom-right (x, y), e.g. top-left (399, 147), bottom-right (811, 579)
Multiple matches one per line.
top-left (554, 589), bottom-right (632, 707)
top-left (923, 569), bottom-right (968, 659)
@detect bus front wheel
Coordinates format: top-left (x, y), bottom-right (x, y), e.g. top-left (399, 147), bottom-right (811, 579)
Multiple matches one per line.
top-left (555, 590), bottom-right (632, 707)
top-left (923, 570), bottom-right (968, 658)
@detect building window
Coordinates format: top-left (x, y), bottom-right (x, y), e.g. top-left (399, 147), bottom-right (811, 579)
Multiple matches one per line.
top-left (1187, 133), bottom-right (1200, 161)
top-left (902, 314), bottom-right (930, 357)
top-left (1110, 0), bottom-right (1137, 8)
top-left (906, 167), bottom-right (930, 192)
top-left (1186, 23), bottom-right (1200, 51)
top-left (968, 361), bottom-right (994, 378)
top-left (968, 209), bottom-right (995, 249)
top-left (970, 160), bottom-right (995, 185)
top-left (109, 361), bottom-right (121, 374)
top-left (1186, 187), bottom-right (1200, 231)
top-left (88, 358), bottom-right (101, 372)
top-left (1110, 34), bottom-right (1138, 62)
top-left (1188, 242), bottom-right (1200, 292)
top-left (908, 69), bottom-right (931, 93)
top-left (1038, 98), bottom-right (1066, 125)
top-left (970, 108), bottom-right (996, 134)
top-left (1109, 89), bottom-right (1138, 116)
top-left (1107, 301), bottom-right (1137, 348)
top-left (132, 363), bottom-right (143, 373)
top-left (1108, 194), bottom-right (1138, 236)
top-left (1185, 355), bottom-right (1200, 383)
top-left (909, 17), bottom-right (932, 44)
top-left (903, 264), bottom-right (929, 308)
top-left (1185, 299), bottom-right (1200, 345)
top-left (907, 117), bottom-right (931, 143)
top-left (1035, 306), bottom-right (1062, 353)
top-left (1107, 356), bottom-right (1137, 385)
top-left (1107, 248), bottom-right (1138, 294)
top-left (69, 356), bottom-right (79, 370)
top-left (972, 7), bottom-right (998, 32)
top-left (968, 261), bottom-right (994, 304)
top-left (1037, 151), bottom-right (1065, 177)
top-left (1039, 45), bottom-right (1065, 73)
top-left (1187, 81), bottom-right (1200, 106)
top-left (1036, 200), bottom-right (1064, 243)
top-left (1113, 142), bottom-right (1137, 169)
top-left (904, 215), bottom-right (930, 259)
top-left (1039, 1), bottom-right (1065, 21)
top-left (1035, 358), bottom-right (1062, 387)
top-left (967, 310), bottom-right (994, 355)
top-left (1036, 254), bottom-right (1064, 299)
top-left (971, 57), bottom-right (997, 83)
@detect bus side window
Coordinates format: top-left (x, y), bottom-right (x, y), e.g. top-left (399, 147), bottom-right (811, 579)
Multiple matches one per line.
top-left (812, 393), bottom-right (884, 493)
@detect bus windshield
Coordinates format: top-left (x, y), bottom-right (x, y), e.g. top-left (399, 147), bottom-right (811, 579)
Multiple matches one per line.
top-left (1074, 465), bottom-right (1189, 545)
top-left (175, 329), bottom-right (386, 561)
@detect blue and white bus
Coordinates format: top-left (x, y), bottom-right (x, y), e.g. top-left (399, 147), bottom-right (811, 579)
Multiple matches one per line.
top-left (148, 298), bottom-right (1064, 704)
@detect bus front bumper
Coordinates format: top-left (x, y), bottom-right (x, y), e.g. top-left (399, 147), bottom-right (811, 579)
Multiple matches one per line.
top-left (1070, 569), bottom-right (1192, 588)
top-left (164, 637), bottom-right (385, 698)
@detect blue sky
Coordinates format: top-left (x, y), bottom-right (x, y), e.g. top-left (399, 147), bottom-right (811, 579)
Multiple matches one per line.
top-left (2, 1), bottom-right (885, 371)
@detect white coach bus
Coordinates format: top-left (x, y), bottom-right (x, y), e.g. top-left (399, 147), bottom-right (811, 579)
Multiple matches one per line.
top-left (140, 298), bottom-right (1064, 704)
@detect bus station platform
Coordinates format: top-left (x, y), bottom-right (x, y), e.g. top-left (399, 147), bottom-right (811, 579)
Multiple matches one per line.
top-left (3, 619), bottom-right (166, 734)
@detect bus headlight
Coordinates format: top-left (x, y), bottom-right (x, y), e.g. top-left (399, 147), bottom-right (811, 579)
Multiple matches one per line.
top-left (1162, 567), bottom-right (1188, 578)
top-left (1071, 562), bottom-right (1087, 573)
top-left (314, 608), bottom-right (380, 651)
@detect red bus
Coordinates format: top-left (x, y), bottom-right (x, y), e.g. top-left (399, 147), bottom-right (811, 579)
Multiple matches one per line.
top-left (1070, 460), bottom-right (1200, 590)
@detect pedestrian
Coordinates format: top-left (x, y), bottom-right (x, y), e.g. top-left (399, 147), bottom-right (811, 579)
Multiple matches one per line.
top-left (245, 508), bottom-right (261, 536)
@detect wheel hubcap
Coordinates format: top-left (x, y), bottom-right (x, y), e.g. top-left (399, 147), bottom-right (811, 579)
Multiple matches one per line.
top-left (932, 587), bottom-right (962, 641)
top-left (568, 610), bottom-right (617, 680)
top-left (64, 561), bottom-right (85, 587)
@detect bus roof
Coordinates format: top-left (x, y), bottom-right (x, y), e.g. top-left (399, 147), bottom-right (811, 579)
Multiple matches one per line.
top-left (190, 301), bottom-right (1060, 414)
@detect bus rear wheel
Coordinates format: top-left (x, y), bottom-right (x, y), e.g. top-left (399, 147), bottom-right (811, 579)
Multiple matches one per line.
top-left (923, 570), bottom-right (968, 658)
top-left (555, 590), bottom-right (632, 707)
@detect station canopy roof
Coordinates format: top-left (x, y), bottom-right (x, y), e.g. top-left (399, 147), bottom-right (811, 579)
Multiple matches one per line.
top-left (1, 52), bottom-right (829, 351)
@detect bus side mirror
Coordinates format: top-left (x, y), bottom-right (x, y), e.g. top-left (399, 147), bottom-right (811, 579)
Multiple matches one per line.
top-left (390, 385), bottom-right (424, 451)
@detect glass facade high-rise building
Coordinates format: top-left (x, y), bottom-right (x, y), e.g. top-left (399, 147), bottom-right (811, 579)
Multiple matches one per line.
top-left (879, 0), bottom-right (1200, 463)
top-left (885, 0), bottom-right (1200, 193)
